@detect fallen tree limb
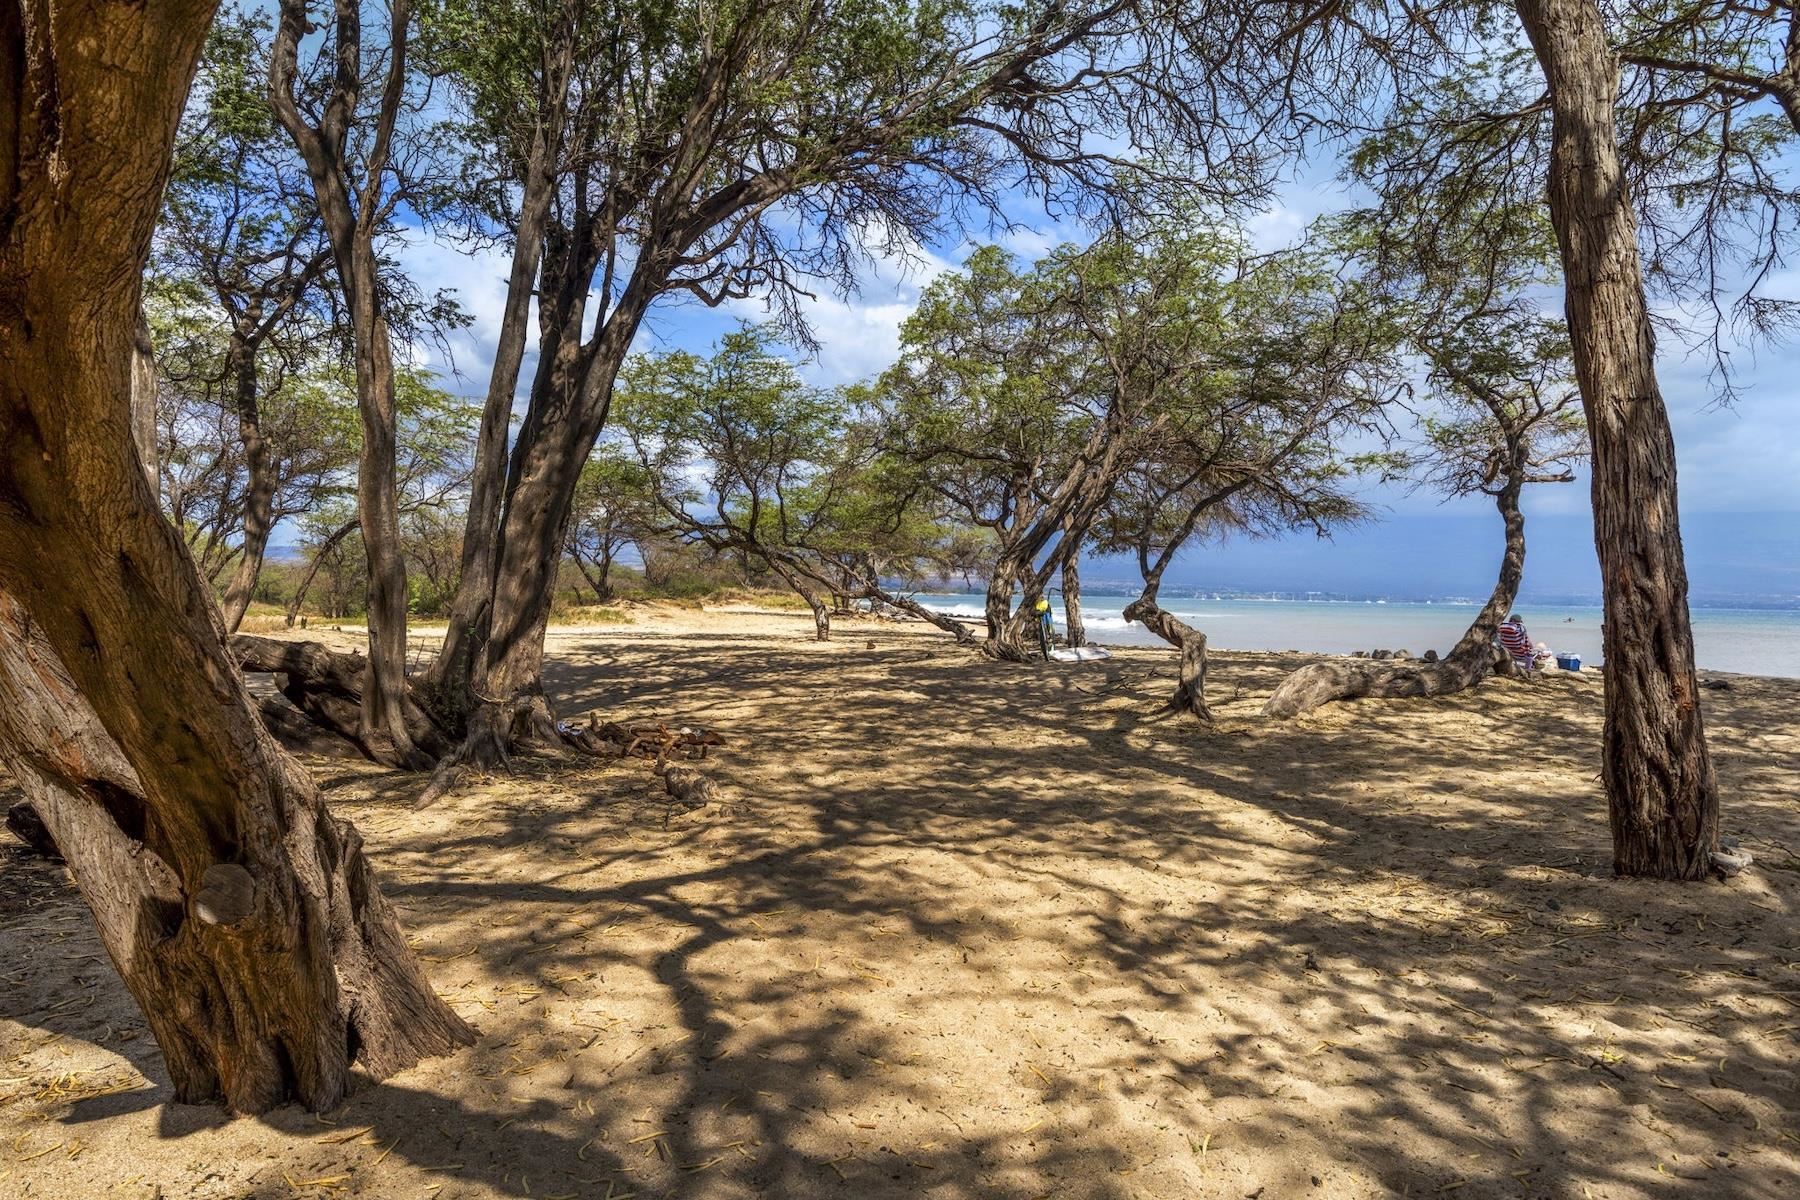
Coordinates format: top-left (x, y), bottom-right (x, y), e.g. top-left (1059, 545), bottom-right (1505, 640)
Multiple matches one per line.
top-left (231, 634), bottom-right (452, 765)
top-left (1262, 645), bottom-right (1516, 719)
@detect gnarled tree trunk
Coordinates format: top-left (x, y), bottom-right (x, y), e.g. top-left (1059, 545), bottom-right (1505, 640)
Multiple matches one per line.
top-left (0, 0), bottom-right (472, 1111)
top-left (232, 635), bottom-right (451, 762)
top-left (1263, 479), bottom-right (1528, 718)
top-left (1516, 0), bottom-right (1720, 880)
top-left (0, 597), bottom-right (472, 1111)
top-left (1124, 592), bottom-right (1213, 719)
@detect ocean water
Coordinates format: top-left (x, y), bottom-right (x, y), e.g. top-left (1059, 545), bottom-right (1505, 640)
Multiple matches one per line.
top-left (909, 594), bottom-right (1800, 679)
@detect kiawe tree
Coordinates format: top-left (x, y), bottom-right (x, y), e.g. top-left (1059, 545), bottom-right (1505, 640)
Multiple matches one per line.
top-left (879, 243), bottom-right (1148, 660)
top-left (1073, 227), bottom-right (1391, 717)
top-left (407, 0), bottom-right (1297, 762)
top-left (1265, 0), bottom-right (1796, 876)
top-left (0, 0), bottom-right (472, 1113)
top-left (615, 325), bottom-right (863, 641)
top-left (154, 6), bottom-right (338, 631)
top-left (564, 446), bottom-right (658, 604)
top-left (1264, 195), bottom-right (1588, 716)
top-left (270, 0), bottom-right (462, 769)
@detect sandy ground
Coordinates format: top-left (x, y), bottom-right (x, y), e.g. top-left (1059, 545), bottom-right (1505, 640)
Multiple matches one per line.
top-left (3, 604), bottom-right (1798, 1200)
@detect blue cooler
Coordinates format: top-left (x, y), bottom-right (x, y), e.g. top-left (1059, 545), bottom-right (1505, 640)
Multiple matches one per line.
top-left (1555, 653), bottom-right (1581, 672)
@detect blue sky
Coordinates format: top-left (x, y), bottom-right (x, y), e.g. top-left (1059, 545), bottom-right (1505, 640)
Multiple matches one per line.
top-left (395, 172), bottom-right (1799, 607)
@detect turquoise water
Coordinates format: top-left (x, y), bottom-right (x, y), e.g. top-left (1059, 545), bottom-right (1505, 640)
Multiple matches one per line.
top-left (910, 594), bottom-right (1800, 678)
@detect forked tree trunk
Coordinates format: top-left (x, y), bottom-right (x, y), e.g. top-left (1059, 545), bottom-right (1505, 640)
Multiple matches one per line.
top-left (451, 284), bottom-right (654, 765)
top-left (0, 0), bottom-right (472, 1111)
top-left (434, 25), bottom-right (576, 696)
top-left (1124, 591), bottom-right (1212, 719)
top-left (1516, 0), bottom-right (1720, 880)
top-left (570, 548), bottom-right (612, 602)
top-left (1263, 480), bottom-right (1528, 718)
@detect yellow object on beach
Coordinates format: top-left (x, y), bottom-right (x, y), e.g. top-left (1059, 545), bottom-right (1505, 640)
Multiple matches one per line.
top-left (1034, 598), bottom-right (1050, 613)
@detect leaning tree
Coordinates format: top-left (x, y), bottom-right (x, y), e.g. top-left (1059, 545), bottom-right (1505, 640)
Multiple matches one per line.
top-left (1263, 195), bottom-right (1588, 715)
top-left (399, 0), bottom-right (1303, 763)
top-left (1261, 0), bottom-right (1800, 876)
top-left (0, 0), bottom-right (472, 1112)
top-left (1082, 226), bottom-right (1393, 717)
top-left (877, 243), bottom-right (1152, 660)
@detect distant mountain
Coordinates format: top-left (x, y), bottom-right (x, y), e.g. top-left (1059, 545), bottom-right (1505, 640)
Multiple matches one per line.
top-left (1089, 510), bottom-right (1800, 609)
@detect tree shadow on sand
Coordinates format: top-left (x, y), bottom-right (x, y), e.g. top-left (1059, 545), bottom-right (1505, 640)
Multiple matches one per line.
top-left (2, 625), bottom-right (1797, 1198)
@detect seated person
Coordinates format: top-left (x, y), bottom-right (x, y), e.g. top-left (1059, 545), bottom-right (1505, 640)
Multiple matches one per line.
top-left (1497, 612), bottom-right (1537, 672)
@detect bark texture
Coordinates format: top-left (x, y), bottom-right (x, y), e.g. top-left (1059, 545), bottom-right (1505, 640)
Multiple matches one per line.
top-left (1516, 0), bottom-right (1720, 880)
top-left (1123, 595), bottom-right (1212, 719)
top-left (0, 0), bottom-right (472, 1111)
top-left (217, 328), bottom-right (276, 631)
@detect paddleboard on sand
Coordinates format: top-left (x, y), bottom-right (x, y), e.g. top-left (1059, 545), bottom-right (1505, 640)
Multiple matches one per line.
top-left (1048, 646), bottom-right (1112, 662)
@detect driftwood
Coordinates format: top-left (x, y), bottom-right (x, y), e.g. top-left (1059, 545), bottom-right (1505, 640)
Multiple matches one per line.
top-left (231, 634), bottom-right (452, 765)
top-left (591, 720), bottom-right (726, 761)
top-left (661, 766), bottom-right (719, 807)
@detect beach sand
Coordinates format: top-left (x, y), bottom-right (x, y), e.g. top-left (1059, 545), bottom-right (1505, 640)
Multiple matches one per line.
top-left (3, 603), bottom-right (1797, 1199)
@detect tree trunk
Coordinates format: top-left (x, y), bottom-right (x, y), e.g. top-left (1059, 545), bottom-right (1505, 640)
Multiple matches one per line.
top-left (981, 559), bottom-right (1035, 661)
top-left (1516, 0), bottom-right (1720, 880)
top-left (218, 326), bottom-right (276, 632)
top-left (271, 0), bottom-right (426, 770)
top-left (767, 557), bottom-right (830, 641)
top-left (232, 635), bottom-right (451, 763)
top-left (1062, 552), bottom-right (1086, 649)
top-left (858, 583), bottom-right (980, 645)
top-left (0, 595), bottom-right (472, 1111)
top-left (1263, 480), bottom-right (1528, 718)
top-left (450, 282), bottom-right (654, 765)
top-left (1124, 592), bottom-right (1212, 719)
top-left (429, 22), bottom-right (577, 700)
top-left (0, 3), bottom-right (473, 1110)
top-left (569, 547), bottom-right (612, 603)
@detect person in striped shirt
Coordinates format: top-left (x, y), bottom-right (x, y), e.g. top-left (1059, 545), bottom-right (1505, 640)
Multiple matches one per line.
top-left (1497, 613), bottom-right (1537, 672)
